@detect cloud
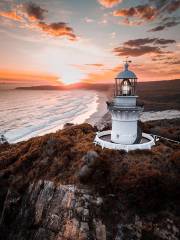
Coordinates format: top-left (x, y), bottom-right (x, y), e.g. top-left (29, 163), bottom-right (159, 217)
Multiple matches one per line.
top-left (168, 60), bottom-right (180, 65)
top-left (81, 68), bottom-right (116, 83)
top-left (84, 17), bottom-right (94, 23)
top-left (81, 60), bottom-right (180, 83)
top-left (37, 21), bottom-right (77, 40)
top-left (146, 1), bottom-right (180, 30)
top-left (121, 18), bottom-right (144, 26)
top-left (113, 37), bottom-right (175, 57)
top-left (99, 19), bottom-right (108, 24)
top-left (0, 3), bottom-right (47, 23)
top-left (0, 2), bottom-right (78, 41)
top-left (149, 25), bottom-right (166, 31)
top-left (113, 1), bottom-right (180, 25)
top-left (152, 54), bottom-right (176, 60)
top-left (23, 2), bottom-right (47, 21)
top-left (113, 45), bottom-right (166, 57)
top-left (161, 53), bottom-right (180, 65)
top-left (149, 0), bottom-right (169, 9)
top-left (113, 4), bottom-right (157, 22)
top-left (111, 32), bottom-right (116, 38)
top-left (155, 38), bottom-right (176, 44)
top-left (98, 0), bottom-right (122, 8)
top-left (152, 54), bottom-right (180, 65)
top-left (149, 18), bottom-right (180, 31)
top-left (148, 0), bottom-right (180, 13)
top-left (124, 38), bottom-right (176, 47)
top-left (164, 0), bottom-right (180, 13)
top-left (0, 10), bottom-right (22, 21)
top-left (85, 63), bottom-right (105, 67)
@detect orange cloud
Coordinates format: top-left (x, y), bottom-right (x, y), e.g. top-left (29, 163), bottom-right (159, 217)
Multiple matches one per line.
top-left (98, 0), bottom-right (122, 8)
top-left (113, 1), bottom-right (180, 26)
top-left (37, 21), bottom-right (77, 40)
top-left (0, 3), bottom-right (78, 41)
top-left (113, 37), bottom-right (175, 57)
top-left (82, 68), bottom-right (117, 83)
top-left (113, 5), bottom-right (157, 21)
top-left (23, 2), bottom-right (48, 21)
top-left (151, 52), bottom-right (180, 65)
top-left (132, 62), bottom-right (180, 80)
top-left (0, 70), bottom-right (61, 84)
top-left (114, 46), bottom-right (167, 57)
top-left (85, 63), bottom-right (105, 67)
top-left (82, 61), bottom-right (180, 83)
top-left (0, 11), bottom-right (22, 22)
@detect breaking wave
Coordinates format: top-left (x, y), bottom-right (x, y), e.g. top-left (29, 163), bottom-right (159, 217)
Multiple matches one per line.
top-left (0, 90), bottom-right (98, 143)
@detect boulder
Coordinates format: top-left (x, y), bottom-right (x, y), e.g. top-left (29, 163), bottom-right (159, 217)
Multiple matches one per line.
top-left (83, 151), bottom-right (99, 168)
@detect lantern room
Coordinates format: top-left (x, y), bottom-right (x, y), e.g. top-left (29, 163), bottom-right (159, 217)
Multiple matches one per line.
top-left (114, 62), bottom-right (137, 96)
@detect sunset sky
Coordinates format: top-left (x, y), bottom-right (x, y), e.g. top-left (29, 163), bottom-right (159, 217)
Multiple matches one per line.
top-left (0, 0), bottom-right (180, 86)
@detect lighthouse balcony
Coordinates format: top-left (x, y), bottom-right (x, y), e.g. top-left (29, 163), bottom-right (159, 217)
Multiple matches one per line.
top-left (94, 131), bottom-right (155, 152)
top-left (107, 101), bottom-right (143, 112)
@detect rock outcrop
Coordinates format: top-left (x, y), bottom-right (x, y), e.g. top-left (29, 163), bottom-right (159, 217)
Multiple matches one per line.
top-left (0, 180), bottom-right (179, 240)
top-left (0, 180), bottom-right (105, 240)
top-left (77, 151), bottom-right (99, 183)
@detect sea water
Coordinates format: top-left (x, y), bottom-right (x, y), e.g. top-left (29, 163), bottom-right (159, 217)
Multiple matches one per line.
top-left (0, 90), bottom-right (98, 143)
top-left (1, 89), bottom-right (180, 143)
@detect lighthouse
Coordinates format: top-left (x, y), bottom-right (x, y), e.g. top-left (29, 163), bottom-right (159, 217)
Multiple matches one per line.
top-left (94, 61), bottom-right (156, 152)
top-left (108, 61), bottom-right (142, 145)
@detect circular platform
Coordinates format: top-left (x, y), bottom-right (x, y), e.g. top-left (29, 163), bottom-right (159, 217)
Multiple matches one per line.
top-left (94, 130), bottom-right (155, 152)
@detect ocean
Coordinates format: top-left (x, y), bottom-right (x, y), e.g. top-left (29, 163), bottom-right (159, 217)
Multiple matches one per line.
top-left (1, 89), bottom-right (180, 144)
top-left (0, 90), bottom-right (98, 143)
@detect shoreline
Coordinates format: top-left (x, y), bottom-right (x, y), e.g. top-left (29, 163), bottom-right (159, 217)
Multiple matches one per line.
top-left (71, 92), bottom-right (99, 125)
top-left (5, 91), bottom-right (101, 144)
top-left (86, 91), bottom-right (108, 126)
top-left (3, 90), bottom-right (180, 143)
top-left (141, 110), bottom-right (180, 122)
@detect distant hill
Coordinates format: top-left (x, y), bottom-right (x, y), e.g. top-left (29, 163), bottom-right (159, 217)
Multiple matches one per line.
top-left (15, 82), bottom-right (112, 91)
top-left (136, 79), bottom-right (180, 111)
top-left (15, 79), bottom-right (180, 91)
top-left (15, 85), bottom-right (65, 90)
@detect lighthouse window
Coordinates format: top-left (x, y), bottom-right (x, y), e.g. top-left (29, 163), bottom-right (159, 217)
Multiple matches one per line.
top-left (117, 134), bottom-right (119, 138)
top-left (121, 79), bottom-right (131, 96)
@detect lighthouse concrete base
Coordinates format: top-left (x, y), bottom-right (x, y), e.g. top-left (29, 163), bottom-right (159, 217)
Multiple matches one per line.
top-left (94, 130), bottom-right (155, 152)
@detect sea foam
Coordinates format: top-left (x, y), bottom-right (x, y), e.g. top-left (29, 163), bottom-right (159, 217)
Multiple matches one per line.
top-left (0, 90), bottom-right (98, 143)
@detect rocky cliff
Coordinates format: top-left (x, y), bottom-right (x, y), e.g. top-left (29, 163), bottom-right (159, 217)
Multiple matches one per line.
top-left (0, 180), bottom-right (179, 240)
top-left (0, 180), bottom-right (106, 240)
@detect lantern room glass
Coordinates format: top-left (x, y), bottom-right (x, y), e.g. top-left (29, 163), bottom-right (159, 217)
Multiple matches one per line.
top-left (114, 78), bottom-right (137, 96)
top-left (121, 79), bottom-right (131, 96)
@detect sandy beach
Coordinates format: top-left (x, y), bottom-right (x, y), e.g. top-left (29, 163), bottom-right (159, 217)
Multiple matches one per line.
top-left (86, 91), bottom-right (108, 125)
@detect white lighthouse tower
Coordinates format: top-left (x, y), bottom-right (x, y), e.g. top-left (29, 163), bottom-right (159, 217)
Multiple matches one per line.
top-left (108, 61), bottom-right (142, 145)
top-left (94, 61), bottom-right (156, 152)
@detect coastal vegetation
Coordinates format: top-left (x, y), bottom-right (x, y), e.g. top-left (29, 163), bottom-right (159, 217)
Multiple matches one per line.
top-left (0, 120), bottom-right (179, 213)
top-left (0, 119), bottom-right (180, 239)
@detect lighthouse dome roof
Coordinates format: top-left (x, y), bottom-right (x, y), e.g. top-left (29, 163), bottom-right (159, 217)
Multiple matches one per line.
top-left (116, 62), bottom-right (137, 79)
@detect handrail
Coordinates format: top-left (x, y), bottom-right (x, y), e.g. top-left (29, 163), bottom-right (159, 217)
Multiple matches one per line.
top-left (151, 134), bottom-right (180, 144)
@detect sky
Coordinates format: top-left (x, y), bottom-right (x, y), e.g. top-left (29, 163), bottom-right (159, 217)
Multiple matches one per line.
top-left (0, 0), bottom-right (180, 86)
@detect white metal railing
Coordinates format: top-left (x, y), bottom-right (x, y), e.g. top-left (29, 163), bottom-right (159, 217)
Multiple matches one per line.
top-left (94, 131), bottom-right (155, 152)
top-left (152, 134), bottom-right (180, 144)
